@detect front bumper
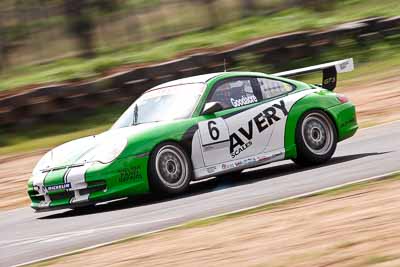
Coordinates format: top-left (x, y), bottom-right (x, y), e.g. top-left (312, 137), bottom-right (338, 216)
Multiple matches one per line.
top-left (32, 200), bottom-right (97, 212)
top-left (28, 156), bottom-right (150, 211)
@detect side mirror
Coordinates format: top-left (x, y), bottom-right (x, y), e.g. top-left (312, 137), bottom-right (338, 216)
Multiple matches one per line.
top-left (202, 102), bottom-right (223, 115)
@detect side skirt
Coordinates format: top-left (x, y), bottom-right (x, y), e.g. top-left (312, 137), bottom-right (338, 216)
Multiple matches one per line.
top-left (193, 149), bottom-right (285, 180)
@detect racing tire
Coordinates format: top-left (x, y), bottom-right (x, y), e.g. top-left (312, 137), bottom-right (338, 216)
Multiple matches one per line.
top-left (149, 142), bottom-right (193, 194)
top-left (292, 110), bottom-right (337, 167)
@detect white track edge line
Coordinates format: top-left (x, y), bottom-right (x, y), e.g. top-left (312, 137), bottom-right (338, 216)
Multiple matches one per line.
top-left (14, 169), bottom-right (400, 267)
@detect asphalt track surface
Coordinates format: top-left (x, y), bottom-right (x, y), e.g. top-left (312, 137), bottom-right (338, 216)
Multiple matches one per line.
top-left (1, 121), bottom-right (400, 267)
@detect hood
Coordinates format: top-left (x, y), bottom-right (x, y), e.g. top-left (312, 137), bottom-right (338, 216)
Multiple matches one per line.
top-left (36, 122), bottom-right (163, 171)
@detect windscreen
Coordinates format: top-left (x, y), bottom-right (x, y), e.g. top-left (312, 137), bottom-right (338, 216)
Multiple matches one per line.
top-left (111, 83), bottom-right (205, 129)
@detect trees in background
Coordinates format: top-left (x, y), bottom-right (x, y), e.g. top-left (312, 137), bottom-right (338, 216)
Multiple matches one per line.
top-left (192, 0), bottom-right (219, 29)
top-left (63, 0), bottom-right (95, 58)
top-left (240, 0), bottom-right (256, 18)
top-left (63, 0), bottom-right (120, 58)
top-left (0, 0), bottom-right (263, 68)
top-left (0, 0), bottom-right (34, 71)
top-left (0, 0), bottom-right (339, 69)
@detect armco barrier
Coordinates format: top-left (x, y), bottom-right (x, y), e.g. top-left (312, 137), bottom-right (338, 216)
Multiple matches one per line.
top-left (0, 16), bottom-right (399, 128)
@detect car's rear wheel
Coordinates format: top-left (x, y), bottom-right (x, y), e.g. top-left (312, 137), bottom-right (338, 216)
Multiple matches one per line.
top-left (292, 110), bottom-right (337, 166)
top-left (149, 142), bottom-right (192, 194)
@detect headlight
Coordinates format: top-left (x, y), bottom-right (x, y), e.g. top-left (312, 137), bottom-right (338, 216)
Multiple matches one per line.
top-left (81, 137), bottom-right (127, 164)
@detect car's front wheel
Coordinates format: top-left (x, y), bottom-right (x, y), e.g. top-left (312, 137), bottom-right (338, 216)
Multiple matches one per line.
top-left (149, 142), bottom-right (193, 194)
top-left (293, 110), bottom-right (337, 166)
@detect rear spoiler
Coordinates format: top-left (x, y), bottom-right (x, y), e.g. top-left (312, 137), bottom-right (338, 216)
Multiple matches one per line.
top-left (273, 58), bottom-right (354, 91)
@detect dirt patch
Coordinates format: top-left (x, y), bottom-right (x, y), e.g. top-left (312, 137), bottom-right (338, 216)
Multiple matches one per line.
top-left (0, 74), bottom-right (399, 212)
top-left (35, 177), bottom-right (400, 267)
top-left (338, 74), bottom-right (400, 127)
top-left (0, 151), bottom-right (44, 211)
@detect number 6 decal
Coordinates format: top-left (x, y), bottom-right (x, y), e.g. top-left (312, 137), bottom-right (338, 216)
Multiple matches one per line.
top-left (208, 121), bottom-right (220, 141)
top-left (199, 118), bottom-right (229, 146)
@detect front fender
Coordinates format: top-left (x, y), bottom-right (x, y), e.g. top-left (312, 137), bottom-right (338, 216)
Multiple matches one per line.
top-left (85, 155), bottom-right (150, 200)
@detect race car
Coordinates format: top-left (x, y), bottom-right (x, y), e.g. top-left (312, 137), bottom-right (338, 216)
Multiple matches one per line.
top-left (28, 58), bottom-right (358, 211)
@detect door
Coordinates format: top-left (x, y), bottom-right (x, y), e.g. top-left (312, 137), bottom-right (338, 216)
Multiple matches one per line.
top-left (198, 117), bottom-right (230, 166)
top-left (199, 77), bottom-right (267, 166)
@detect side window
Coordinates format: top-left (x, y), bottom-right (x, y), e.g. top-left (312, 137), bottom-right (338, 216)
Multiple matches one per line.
top-left (208, 78), bottom-right (258, 110)
top-left (257, 78), bottom-right (293, 100)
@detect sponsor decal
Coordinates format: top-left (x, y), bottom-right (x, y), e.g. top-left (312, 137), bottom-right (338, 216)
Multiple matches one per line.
top-left (119, 166), bottom-right (142, 183)
top-left (222, 163), bottom-right (235, 170)
top-left (245, 157), bottom-right (257, 164)
top-left (229, 100), bottom-right (288, 158)
top-left (46, 183), bottom-right (70, 192)
top-left (323, 77), bottom-right (336, 86)
top-left (207, 166), bottom-right (217, 174)
top-left (339, 61), bottom-right (349, 71)
top-left (234, 161), bottom-right (242, 167)
top-left (230, 95), bottom-right (257, 108)
top-left (230, 141), bottom-right (252, 159)
top-left (46, 182), bottom-right (71, 192)
top-left (256, 155), bottom-right (271, 162)
top-left (216, 153), bottom-right (281, 175)
top-left (232, 156), bottom-right (256, 167)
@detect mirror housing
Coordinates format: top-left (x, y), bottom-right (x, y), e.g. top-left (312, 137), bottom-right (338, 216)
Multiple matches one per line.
top-left (202, 102), bottom-right (223, 115)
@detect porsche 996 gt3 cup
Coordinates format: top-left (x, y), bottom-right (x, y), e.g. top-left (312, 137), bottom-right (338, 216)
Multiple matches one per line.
top-left (28, 58), bottom-right (358, 211)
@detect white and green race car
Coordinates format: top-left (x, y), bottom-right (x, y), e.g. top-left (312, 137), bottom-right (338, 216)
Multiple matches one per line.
top-left (28, 59), bottom-right (358, 211)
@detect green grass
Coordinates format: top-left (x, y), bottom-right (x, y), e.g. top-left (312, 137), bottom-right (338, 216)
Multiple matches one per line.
top-left (0, 0), bottom-right (400, 92)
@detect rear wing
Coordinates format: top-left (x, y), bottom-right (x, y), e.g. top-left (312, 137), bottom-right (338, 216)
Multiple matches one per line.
top-left (273, 58), bottom-right (354, 91)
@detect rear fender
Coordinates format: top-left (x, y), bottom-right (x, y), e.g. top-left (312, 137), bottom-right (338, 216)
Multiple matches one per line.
top-left (284, 91), bottom-right (341, 159)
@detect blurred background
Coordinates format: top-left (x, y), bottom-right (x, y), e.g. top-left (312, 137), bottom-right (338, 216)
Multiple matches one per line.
top-left (0, 0), bottom-right (355, 67)
top-left (0, 0), bottom-right (399, 154)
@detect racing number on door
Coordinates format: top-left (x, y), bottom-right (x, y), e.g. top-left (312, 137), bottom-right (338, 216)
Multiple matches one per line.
top-left (198, 118), bottom-right (229, 146)
top-left (208, 121), bottom-right (220, 141)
